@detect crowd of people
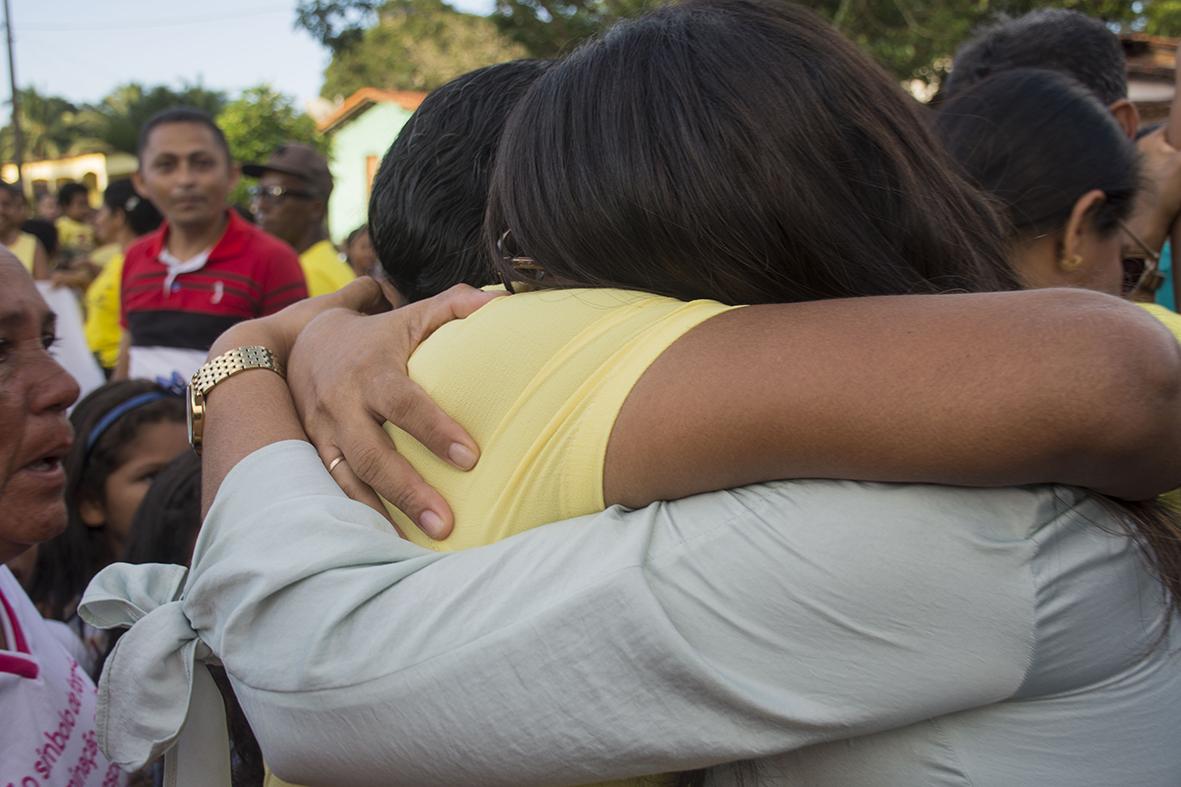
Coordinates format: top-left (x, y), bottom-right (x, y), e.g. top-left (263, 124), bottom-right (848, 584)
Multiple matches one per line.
top-left (5, 2), bottom-right (1181, 785)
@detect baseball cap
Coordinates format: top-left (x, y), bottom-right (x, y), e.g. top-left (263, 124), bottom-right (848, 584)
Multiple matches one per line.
top-left (243, 142), bottom-right (333, 199)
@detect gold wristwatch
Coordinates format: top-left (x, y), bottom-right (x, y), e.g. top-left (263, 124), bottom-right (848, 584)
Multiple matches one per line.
top-left (187, 345), bottom-right (285, 453)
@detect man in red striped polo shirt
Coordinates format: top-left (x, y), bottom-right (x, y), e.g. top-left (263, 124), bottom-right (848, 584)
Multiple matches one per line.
top-left (115, 108), bottom-right (308, 385)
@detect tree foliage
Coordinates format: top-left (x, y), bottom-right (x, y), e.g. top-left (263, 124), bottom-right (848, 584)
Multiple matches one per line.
top-left (321, 0), bottom-right (527, 97)
top-left (90, 83), bottom-right (227, 154)
top-left (299, 0), bottom-right (1181, 86)
top-left (295, 0), bottom-right (381, 53)
top-left (216, 85), bottom-right (325, 205)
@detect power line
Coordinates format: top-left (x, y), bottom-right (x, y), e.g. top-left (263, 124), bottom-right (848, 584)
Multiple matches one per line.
top-left (19, 5), bottom-right (291, 33)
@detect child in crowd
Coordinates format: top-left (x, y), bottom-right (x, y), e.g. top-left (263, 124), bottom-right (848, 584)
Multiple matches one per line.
top-left (343, 224), bottom-right (377, 278)
top-left (27, 380), bottom-right (187, 675)
top-left (0, 182), bottom-right (49, 279)
top-left (54, 181), bottom-right (96, 265)
top-left (122, 449), bottom-right (202, 569)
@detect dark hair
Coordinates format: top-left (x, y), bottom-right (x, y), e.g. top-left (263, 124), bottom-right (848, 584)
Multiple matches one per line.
top-left (369, 59), bottom-right (551, 302)
top-left (346, 224), bottom-right (368, 247)
top-left (487, 0), bottom-right (1019, 305)
top-left (28, 380), bottom-right (185, 621)
top-left (57, 182), bottom-right (88, 210)
top-left (123, 449), bottom-right (201, 568)
top-left (0, 181), bottom-right (24, 201)
top-left (20, 218), bottom-right (57, 256)
top-left (944, 9), bottom-right (1127, 106)
top-left (103, 178), bottom-right (164, 237)
top-left (137, 106), bottom-right (231, 160)
top-left (934, 69), bottom-right (1139, 241)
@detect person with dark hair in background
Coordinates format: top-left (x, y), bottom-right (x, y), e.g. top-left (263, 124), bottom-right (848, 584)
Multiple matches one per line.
top-left (943, 9), bottom-right (1136, 130)
top-left (0, 183), bottom-right (50, 279)
top-left (116, 107), bottom-right (307, 385)
top-left (83, 179), bottom-right (164, 375)
top-left (944, 7), bottom-right (1181, 310)
top-left (245, 143), bottom-right (353, 298)
top-left (28, 380), bottom-right (186, 673)
top-left (368, 59), bottom-right (550, 304)
top-left (123, 449), bottom-right (201, 569)
top-left (936, 68), bottom-right (1177, 330)
top-left (0, 252), bottom-right (127, 785)
top-left (54, 181), bottom-right (96, 265)
top-left (343, 225), bottom-right (377, 278)
top-left (36, 191), bottom-right (60, 222)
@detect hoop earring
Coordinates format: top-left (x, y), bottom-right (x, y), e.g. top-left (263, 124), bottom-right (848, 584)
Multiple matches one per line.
top-left (1059, 253), bottom-right (1084, 271)
top-left (497, 229), bottom-right (546, 279)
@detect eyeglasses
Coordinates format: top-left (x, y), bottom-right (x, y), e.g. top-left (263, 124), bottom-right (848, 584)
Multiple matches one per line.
top-left (249, 184), bottom-right (314, 203)
top-left (1118, 220), bottom-right (1165, 297)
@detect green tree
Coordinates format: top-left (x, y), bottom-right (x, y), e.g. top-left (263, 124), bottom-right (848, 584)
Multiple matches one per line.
top-left (0, 88), bottom-right (105, 162)
top-left (90, 82), bottom-right (227, 155)
top-left (295, 0), bottom-right (381, 52)
top-left (216, 85), bottom-right (324, 205)
top-left (321, 0), bottom-right (527, 97)
top-left (298, 0), bottom-right (1181, 88)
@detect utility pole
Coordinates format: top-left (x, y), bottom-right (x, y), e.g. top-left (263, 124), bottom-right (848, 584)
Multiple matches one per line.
top-left (3, 0), bottom-right (22, 190)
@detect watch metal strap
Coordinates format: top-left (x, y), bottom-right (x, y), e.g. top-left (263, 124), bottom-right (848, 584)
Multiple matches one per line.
top-left (191, 346), bottom-right (284, 397)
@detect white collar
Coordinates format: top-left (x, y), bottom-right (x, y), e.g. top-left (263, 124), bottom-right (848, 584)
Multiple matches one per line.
top-left (159, 245), bottom-right (212, 294)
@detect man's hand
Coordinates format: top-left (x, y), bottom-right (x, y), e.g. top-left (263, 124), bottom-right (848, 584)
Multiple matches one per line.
top-left (287, 285), bottom-right (502, 540)
top-left (1128, 128), bottom-right (1181, 255)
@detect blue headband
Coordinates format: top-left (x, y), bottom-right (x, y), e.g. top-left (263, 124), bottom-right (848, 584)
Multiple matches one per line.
top-left (85, 391), bottom-right (173, 453)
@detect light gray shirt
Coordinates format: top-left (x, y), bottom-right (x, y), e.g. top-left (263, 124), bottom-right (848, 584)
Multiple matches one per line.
top-left (81, 441), bottom-right (1181, 786)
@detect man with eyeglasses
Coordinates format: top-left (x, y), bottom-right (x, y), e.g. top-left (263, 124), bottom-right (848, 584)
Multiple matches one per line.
top-left (245, 143), bottom-right (355, 298)
top-left (115, 108), bottom-right (308, 385)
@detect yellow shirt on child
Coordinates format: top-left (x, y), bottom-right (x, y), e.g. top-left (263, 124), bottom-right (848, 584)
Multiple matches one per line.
top-left (55, 215), bottom-right (95, 254)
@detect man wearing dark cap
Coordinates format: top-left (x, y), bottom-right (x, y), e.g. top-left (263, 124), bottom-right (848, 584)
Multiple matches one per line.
top-left (244, 142), bottom-right (354, 298)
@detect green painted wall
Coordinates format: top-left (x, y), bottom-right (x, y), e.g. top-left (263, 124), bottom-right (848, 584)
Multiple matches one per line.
top-left (327, 102), bottom-right (416, 243)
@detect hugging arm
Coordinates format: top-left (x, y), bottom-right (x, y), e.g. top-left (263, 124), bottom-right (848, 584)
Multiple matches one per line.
top-left (605, 288), bottom-right (1181, 505)
top-left (183, 442), bottom-right (1033, 785)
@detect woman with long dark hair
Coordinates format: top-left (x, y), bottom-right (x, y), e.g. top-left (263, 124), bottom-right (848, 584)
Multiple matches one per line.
top-left (86, 2), bottom-right (1181, 785)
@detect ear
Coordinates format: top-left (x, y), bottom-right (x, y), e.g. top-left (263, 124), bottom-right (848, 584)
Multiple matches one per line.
top-left (1108, 99), bottom-right (1140, 140)
top-left (1060, 189), bottom-right (1107, 267)
top-left (78, 497), bottom-right (106, 528)
top-left (131, 170), bottom-right (148, 199)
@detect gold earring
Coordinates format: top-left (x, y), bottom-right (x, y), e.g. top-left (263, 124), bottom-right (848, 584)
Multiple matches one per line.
top-left (1060, 253), bottom-right (1084, 271)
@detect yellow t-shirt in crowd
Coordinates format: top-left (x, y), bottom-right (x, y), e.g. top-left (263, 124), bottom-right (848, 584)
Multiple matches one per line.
top-left (84, 253), bottom-right (124, 369)
top-left (91, 242), bottom-right (121, 268)
top-left (299, 239), bottom-right (354, 297)
top-left (384, 288), bottom-right (736, 551)
top-left (55, 215), bottom-right (94, 254)
top-left (5, 232), bottom-right (37, 273)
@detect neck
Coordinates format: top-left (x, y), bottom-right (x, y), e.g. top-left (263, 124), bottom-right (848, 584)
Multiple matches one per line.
top-left (116, 227), bottom-right (138, 251)
top-left (167, 212), bottom-right (227, 259)
top-left (295, 224), bottom-right (328, 254)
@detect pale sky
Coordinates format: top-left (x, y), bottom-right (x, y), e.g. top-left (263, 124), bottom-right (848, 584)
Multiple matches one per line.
top-left (3, 0), bottom-right (495, 113)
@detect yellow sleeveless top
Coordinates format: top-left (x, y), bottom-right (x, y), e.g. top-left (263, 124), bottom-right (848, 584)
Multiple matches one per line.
top-left (383, 288), bottom-right (736, 551)
top-left (7, 232), bottom-right (37, 272)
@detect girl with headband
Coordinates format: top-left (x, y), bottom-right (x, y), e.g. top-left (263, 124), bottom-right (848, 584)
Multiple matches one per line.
top-left (26, 380), bottom-right (186, 675)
